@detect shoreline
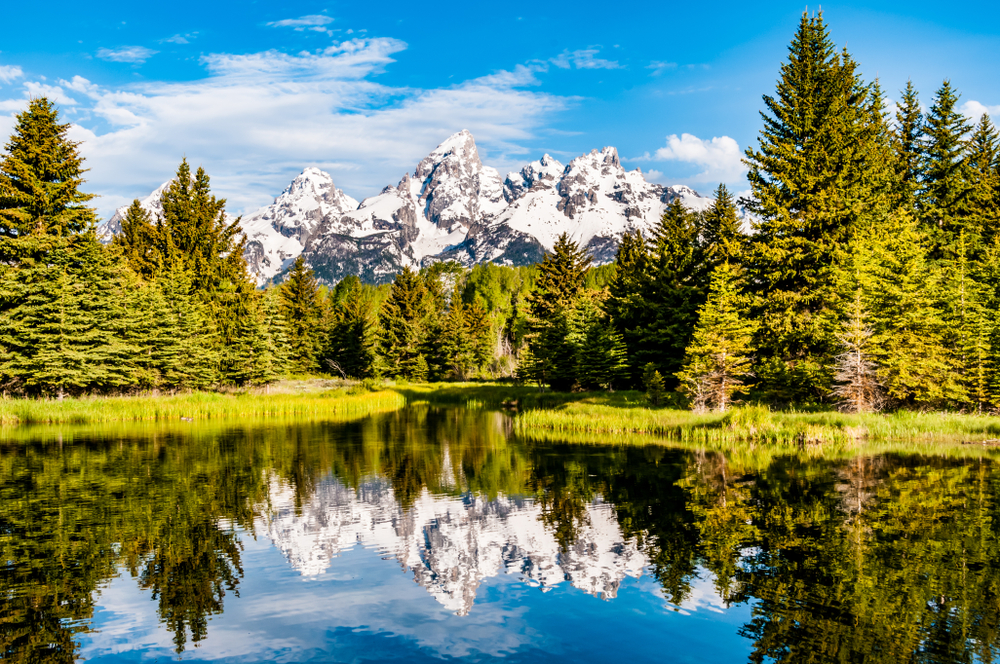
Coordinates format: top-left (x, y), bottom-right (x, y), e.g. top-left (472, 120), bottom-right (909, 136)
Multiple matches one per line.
top-left (3, 382), bottom-right (999, 450)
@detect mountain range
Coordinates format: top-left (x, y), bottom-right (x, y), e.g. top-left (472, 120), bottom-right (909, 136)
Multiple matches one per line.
top-left (98, 130), bottom-right (715, 285)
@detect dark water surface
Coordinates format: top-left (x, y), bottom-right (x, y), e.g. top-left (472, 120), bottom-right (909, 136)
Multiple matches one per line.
top-left (3, 406), bottom-right (1000, 663)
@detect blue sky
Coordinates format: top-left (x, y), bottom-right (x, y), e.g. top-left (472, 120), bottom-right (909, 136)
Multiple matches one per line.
top-left (1, 1), bottom-right (998, 218)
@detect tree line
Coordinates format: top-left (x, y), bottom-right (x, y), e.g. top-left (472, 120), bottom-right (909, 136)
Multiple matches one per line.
top-left (2, 12), bottom-right (998, 413)
top-left (519, 13), bottom-right (1000, 414)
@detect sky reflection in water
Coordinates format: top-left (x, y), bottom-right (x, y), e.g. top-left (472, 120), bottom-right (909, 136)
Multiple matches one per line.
top-left (4, 406), bottom-right (1000, 662)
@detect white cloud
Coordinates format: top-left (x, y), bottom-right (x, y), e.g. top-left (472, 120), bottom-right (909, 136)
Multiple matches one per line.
top-left (961, 100), bottom-right (1000, 122)
top-left (634, 133), bottom-right (745, 183)
top-left (551, 48), bottom-right (621, 70)
top-left (96, 46), bottom-right (158, 64)
top-left (0, 65), bottom-right (23, 84)
top-left (0, 38), bottom-right (571, 218)
top-left (163, 34), bottom-right (190, 44)
top-left (23, 82), bottom-right (77, 106)
top-left (268, 15), bottom-right (334, 29)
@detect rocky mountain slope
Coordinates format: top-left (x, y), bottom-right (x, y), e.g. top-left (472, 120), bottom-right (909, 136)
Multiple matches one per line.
top-left (98, 130), bottom-right (715, 285)
top-left (262, 473), bottom-right (649, 616)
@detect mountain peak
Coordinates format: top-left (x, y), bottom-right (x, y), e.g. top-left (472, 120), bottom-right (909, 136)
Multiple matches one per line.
top-left (415, 129), bottom-right (482, 180)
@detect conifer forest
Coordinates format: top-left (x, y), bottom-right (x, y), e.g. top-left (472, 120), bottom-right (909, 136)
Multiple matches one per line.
top-left (2, 14), bottom-right (999, 417)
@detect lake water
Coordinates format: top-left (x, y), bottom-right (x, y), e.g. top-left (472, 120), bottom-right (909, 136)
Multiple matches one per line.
top-left (3, 406), bottom-right (1000, 663)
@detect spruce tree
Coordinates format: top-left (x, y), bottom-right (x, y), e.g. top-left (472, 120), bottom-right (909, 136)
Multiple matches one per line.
top-left (279, 257), bottom-right (324, 374)
top-left (113, 200), bottom-right (164, 280)
top-left (642, 199), bottom-right (706, 387)
top-left (701, 183), bottom-right (744, 267)
top-left (327, 280), bottom-right (379, 379)
top-left (380, 266), bottom-right (430, 379)
top-left (576, 312), bottom-right (628, 391)
top-left (855, 211), bottom-right (963, 406)
top-left (438, 280), bottom-right (474, 380)
top-left (0, 98), bottom-right (95, 244)
top-left (743, 13), bottom-right (898, 401)
top-left (522, 233), bottom-right (591, 390)
top-left (156, 263), bottom-right (220, 389)
top-left (261, 287), bottom-right (293, 380)
top-left (920, 81), bottom-right (973, 257)
top-left (965, 113), bottom-right (1000, 246)
top-left (893, 80), bottom-right (925, 206)
top-left (830, 289), bottom-right (884, 413)
top-left (0, 234), bottom-right (137, 396)
top-left (675, 262), bottom-right (757, 412)
top-left (606, 230), bottom-right (650, 386)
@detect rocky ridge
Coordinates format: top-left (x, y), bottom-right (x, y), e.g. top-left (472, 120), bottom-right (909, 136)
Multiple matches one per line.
top-left (98, 130), bottom-right (716, 285)
top-left (262, 472), bottom-right (649, 616)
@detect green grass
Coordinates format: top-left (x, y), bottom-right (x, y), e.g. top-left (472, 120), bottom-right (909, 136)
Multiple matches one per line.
top-left (513, 396), bottom-right (1000, 445)
top-left (0, 387), bottom-right (405, 425)
top-left (387, 383), bottom-right (1000, 446)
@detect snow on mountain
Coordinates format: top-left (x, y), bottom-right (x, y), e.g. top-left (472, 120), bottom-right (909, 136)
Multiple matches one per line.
top-left (96, 179), bottom-right (173, 242)
top-left (242, 167), bottom-right (359, 285)
top-left (261, 471), bottom-right (648, 616)
top-left (98, 130), bottom-right (718, 285)
top-left (439, 147), bottom-right (715, 266)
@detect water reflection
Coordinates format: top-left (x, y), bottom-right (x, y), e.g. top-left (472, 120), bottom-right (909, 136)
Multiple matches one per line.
top-left (1, 407), bottom-right (1000, 662)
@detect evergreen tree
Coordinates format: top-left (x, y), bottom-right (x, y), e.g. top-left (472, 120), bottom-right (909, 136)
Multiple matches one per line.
top-left (743, 13), bottom-right (898, 401)
top-left (642, 363), bottom-right (665, 407)
top-left (919, 81), bottom-right (973, 256)
top-left (156, 264), bottom-right (220, 389)
top-left (0, 234), bottom-right (137, 396)
top-left (576, 313), bottom-right (628, 391)
top-left (380, 266), bottom-right (430, 379)
top-left (642, 199), bottom-right (706, 387)
top-left (522, 233), bottom-right (591, 391)
top-left (261, 287), bottom-right (292, 380)
top-left (327, 280), bottom-right (379, 379)
top-left (606, 230), bottom-right (650, 386)
top-left (150, 159), bottom-right (260, 385)
top-left (676, 262), bottom-right (757, 412)
top-left (438, 280), bottom-right (474, 380)
top-left (893, 80), bottom-right (925, 206)
top-left (0, 98), bottom-right (94, 244)
top-left (965, 113), bottom-right (1000, 246)
top-left (856, 211), bottom-right (963, 406)
top-left (830, 289), bottom-right (884, 413)
top-left (701, 183), bottom-right (744, 267)
top-left (225, 293), bottom-right (276, 386)
top-left (113, 200), bottom-right (163, 280)
top-left (279, 257), bottom-right (324, 374)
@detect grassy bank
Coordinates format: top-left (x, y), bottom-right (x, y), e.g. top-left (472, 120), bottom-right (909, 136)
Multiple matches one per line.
top-left (0, 386), bottom-right (405, 425)
top-left (512, 395), bottom-right (1000, 444)
top-left (388, 383), bottom-right (1000, 445)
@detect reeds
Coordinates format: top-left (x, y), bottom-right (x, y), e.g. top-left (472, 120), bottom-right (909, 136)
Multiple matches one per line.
top-left (0, 389), bottom-right (406, 425)
top-left (513, 398), bottom-right (1000, 445)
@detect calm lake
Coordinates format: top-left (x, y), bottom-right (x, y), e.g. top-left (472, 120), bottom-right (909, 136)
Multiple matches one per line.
top-left (3, 405), bottom-right (1000, 663)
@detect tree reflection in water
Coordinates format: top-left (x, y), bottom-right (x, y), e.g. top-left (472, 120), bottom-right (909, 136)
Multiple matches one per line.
top-left (2, 407), bottom-right (1000, 662)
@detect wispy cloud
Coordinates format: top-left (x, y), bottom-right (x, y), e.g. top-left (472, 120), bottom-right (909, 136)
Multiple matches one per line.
top-left (267, 15), bottom-right (334, 29)
top-left (162, 34), bottom-right (195, 45)
top-left (0, 65), bottom-right (23, 85)
top-left (632, 133), bottom-right (745, 183)
top-left (550, 48), bottom-right (622, 70)
top-left (0, 38), bottom-right (572, 218)
top-left (96, 46), bottom-right (158, 63)
top-left (646, 61), bottom-right (677, 76)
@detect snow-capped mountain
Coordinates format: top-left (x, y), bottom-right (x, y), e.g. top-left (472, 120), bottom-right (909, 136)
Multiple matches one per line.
top-left (261, 472), bottom-right (648, 616)
top-left (98, 130), bottom-right (716, 285)
top-left (97, 179), bottom-right (174, 242)
top-left (241, 167), bottom-right (360, 283)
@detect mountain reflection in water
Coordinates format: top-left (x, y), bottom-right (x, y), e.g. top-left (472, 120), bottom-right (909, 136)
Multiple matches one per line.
top-left (2, 405), bottom-right (1000, 663)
